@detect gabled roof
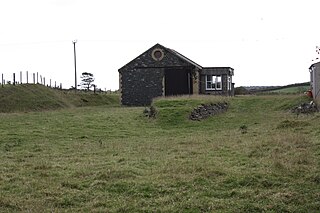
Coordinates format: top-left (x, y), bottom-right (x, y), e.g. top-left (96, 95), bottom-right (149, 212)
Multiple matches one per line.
top-left (118, 43), bottom-right (202, 71)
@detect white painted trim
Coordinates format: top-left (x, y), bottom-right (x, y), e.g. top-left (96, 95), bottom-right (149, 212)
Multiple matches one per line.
top-left (206, 75), bottom-right (222, 91)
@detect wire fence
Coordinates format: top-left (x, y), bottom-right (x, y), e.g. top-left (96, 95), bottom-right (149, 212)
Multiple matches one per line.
top-left (0, 71), bottom-right (118, 94)
top-left (1, 71), bottom-right (62, 89)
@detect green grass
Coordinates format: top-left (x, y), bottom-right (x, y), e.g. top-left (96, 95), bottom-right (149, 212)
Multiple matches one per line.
top-left (0, 94), bottom-right (320, 212)
top-left (264, 85), bottom-right (310, 94)
top-left (0, 84), bottom-right (119, 113)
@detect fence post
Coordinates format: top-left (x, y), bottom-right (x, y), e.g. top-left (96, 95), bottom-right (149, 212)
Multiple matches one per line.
top-left (37, 72), bottom-right (39, 84)
top-left (55, 81), bottom-right (56, 88)
top-left (60, 83), bottom-right (62, 89)
top-left (13, 73), bottom-right (16, 85)
top-left (43, 77), bottom-right (45, 86)
top-left (40, 75), bottom-right (42, 84)
top-left (1, 73), bottom-right (3, 87)
top-left (33, 73), bottom-right (35, 84)
top-left (26, 71), bottom-right (29, 84)
top-left (20, 71), bottom-right (22, 84)
top-left (50, 79), bottom-right (51, 87)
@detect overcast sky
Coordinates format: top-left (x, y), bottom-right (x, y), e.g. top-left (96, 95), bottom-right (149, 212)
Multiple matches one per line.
top-left (0, 0), bottom-right (319, 90)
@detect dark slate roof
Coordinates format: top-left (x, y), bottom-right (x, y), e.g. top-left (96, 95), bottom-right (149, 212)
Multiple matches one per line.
top-left (202, 67), bottom-right (234, 76)
top-left (167, 48), bottom-right (202, 70)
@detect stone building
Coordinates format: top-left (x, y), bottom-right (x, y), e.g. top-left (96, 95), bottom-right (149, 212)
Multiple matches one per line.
top-left (309, 61), bottom-right (320, 104)
top-left (118, 43), bottom-right (234, 106)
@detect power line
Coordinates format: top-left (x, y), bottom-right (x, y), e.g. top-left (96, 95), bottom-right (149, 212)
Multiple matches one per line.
top-left (0, 40), bottom-right (70, 47)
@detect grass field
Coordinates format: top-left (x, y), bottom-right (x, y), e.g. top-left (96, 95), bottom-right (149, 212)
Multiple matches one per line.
top-left (0, 84), bottom-right (119, 113)
top-left (265, 85), bottom-right (310, 94)
top-left (0, 93), bottom-right (320, 212)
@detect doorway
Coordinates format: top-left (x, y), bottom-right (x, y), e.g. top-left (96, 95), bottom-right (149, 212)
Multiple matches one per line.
top-left (165, 68), bottom-right (192, 96)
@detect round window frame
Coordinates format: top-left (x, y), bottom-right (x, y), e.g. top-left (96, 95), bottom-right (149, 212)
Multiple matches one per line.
top-left (151, 48), bottom-right (164, 61)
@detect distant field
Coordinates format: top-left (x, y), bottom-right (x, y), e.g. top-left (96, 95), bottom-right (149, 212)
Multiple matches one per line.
top-left (240, 82), bottom-right (311, 95)
top-left (0, 94), bottom-right (320, 212)
top-left (267, 85), bottom-right (310, 94)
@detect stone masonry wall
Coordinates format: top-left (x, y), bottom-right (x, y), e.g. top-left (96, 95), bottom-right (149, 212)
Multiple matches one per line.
top-left (189, 102), bottom-right (229, 120)
top-left (121, 68), bottom-right (164, 106)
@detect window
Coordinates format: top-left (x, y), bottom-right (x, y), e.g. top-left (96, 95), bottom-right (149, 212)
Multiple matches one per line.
top-left (206, 75), bottom-right (222, 90)
top-left (151, 48), bottom-right (164, 61)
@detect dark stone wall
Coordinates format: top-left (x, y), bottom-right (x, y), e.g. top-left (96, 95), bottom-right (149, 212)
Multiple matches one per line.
top-left (121, 68), bottom-right (164, 106)
top-left (189, 102), bottom-right (229, 120)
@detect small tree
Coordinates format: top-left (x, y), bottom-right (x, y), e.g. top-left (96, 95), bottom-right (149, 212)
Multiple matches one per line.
top-left (80, 72), bottom-right (95, 91)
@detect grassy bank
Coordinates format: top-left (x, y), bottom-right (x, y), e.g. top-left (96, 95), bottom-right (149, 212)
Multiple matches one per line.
top-left (0, 84), bottom-right (119, 113)
top-left (0, 94), bottom-right (319, 212)
top-left (265, 85), bottom-right (310, 94)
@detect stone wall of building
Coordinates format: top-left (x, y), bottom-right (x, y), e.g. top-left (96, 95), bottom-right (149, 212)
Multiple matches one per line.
top-left (120, 68), bottom-right (164, 106)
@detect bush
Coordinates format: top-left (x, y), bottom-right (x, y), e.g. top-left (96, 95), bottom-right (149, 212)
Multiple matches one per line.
top-left (235, 87), bottom-right (249, 95)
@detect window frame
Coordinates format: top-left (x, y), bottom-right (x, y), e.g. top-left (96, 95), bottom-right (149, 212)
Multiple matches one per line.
top-left (227, 76), bottom-right (232, 91)
top-left (206, 75), bottom-right (222, 91)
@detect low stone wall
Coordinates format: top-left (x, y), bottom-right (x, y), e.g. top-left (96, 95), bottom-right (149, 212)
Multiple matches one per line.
top-left (189, 102), bottom-right (229, 121)
top-left (291, 101), bottom-right (318, 115)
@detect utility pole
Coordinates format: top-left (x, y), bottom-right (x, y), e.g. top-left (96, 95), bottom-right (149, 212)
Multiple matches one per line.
top-left (73, 40), bottom-right (77, 91)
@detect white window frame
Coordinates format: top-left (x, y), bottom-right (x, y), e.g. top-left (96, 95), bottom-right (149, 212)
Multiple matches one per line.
top-left (206, 75), bottom-right (222, 91)
top-left (227, 76), bottom-right (232, 91)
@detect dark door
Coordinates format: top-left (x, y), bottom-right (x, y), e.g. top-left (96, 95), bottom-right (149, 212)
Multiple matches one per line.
top-left (165, 68), bottom-right (192, 96)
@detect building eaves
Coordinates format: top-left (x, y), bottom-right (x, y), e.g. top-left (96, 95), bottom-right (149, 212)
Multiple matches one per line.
top-left (309, 60), bottom-right (320, 70)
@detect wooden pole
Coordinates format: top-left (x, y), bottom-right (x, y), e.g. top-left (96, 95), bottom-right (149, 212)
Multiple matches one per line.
top-left (33, 73), bottom-right (35, 84)
top-left (1, 73), bottom-right (3, 87)
top-left (20, 71), bottom-right (22, 84)
top-left (73, 40), bottom-right (77, 91)
top-left (37, 72), bottom-right (39, 84)
top-left (43, 77), bottom-right (45, 86)
top-left (26, 71), bottom-right (29, 84)
top-left (13, 73), bottom-right (15, 85)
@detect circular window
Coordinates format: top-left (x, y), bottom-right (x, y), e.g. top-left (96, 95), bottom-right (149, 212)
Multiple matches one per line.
top-left (151, 48), bottom-right (164, 61)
